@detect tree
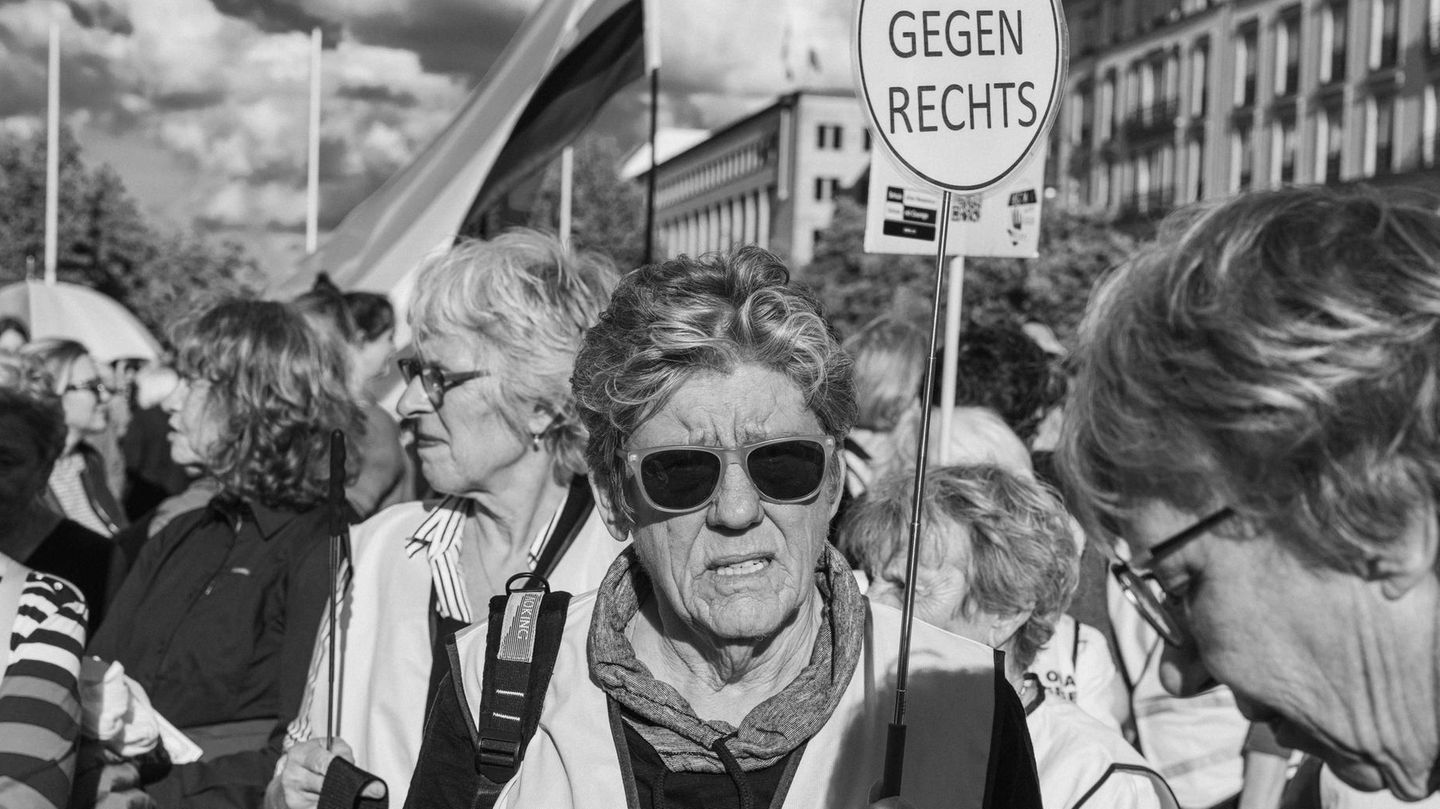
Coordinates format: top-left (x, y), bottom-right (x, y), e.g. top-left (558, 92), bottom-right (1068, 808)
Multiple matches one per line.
top-left (0, 125), bottom-right (258, 338)
top-left (523, 133), bottom-right (654, 271)
top-left (803, 194), bottom-right (1137, 349)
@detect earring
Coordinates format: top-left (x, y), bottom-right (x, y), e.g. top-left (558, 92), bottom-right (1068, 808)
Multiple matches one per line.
top-left (530, 432), bottom-right (543, 451)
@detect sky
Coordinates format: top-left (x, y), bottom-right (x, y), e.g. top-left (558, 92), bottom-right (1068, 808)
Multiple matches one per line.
top-left (0, 0), bottom-right (856, 275)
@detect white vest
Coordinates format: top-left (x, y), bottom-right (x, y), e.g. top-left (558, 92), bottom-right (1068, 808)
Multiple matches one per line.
top-left (1028, 698), bottom-right (1177, 809)
top-left (286, 498), bottom-right (621, 809)
top-left (453, 594), bottom-right (1011, 809)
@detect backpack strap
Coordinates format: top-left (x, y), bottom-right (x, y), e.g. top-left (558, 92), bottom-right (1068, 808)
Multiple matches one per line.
top-left (531, 476), bottom-right (595, 579)
top-left (472, 572), bottom-right (571, 785)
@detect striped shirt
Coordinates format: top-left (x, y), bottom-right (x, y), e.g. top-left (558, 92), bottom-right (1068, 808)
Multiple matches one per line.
top-left (48, 454), bottom-right (112, 537)
top-left (0, 564), bottom-right (88, 809)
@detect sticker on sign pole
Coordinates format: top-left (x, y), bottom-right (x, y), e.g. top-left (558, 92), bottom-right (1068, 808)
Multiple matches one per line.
top-left (853, 0), bottom-right (1068, 193)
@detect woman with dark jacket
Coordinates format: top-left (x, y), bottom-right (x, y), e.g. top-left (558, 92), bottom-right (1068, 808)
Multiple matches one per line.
top-left (86, 298), bottom-right (363, 809)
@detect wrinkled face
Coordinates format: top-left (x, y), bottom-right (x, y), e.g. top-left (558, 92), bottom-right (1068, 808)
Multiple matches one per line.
top-left (163, 376), bottom-right (222, 469)
top-left (1125, 499), bottom-right (1440, 800)
top-left (621, 365), bottom-right (840, 643)
top-left (60, 355), bottom-right (110, 441)
top-left (354, 328), bottom-right (395, 386)
top-left (396, 332), bottom-right (524, 497)
top-left (0, 413), bottom-right (49, 514)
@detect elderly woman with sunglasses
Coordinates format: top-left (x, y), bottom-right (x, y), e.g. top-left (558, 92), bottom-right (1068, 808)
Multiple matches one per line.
top-left (1060, 185), bottom-right (1440, 802)
top-left (401, 247), bottom-right (1042, 809)
top-left (267, 230), bottom-right (621, 809)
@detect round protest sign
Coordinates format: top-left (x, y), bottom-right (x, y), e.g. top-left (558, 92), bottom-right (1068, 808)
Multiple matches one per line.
top-left (854, 0), bottom-right (1067, 192)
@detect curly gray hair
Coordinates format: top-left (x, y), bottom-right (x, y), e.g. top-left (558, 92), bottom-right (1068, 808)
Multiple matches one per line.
top-left (572, 246), bottom-right (857, 533)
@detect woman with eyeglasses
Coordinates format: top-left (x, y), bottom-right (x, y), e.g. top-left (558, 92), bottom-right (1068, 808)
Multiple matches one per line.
top-left (267, 230), bottom-right (621, 809)
top-left (83, 298), bottom-right (363, 809)
top-left (0, 350), bottom-right (125, 634)
top-left (394, 247), bottom-right (1041, 809)
top-left (1059, 186), bottom-right (1440, 802)
top-left (22, 338), bottom-right (126, 537)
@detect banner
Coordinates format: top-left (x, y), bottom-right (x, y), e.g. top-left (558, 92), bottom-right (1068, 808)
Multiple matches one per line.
top-left (271, 0), bottom-right (647, 299)
top-left (862, 146), bottom-right (1044, 259)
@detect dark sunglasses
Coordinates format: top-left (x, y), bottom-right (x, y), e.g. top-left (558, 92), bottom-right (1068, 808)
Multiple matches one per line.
top-left (64, 379), bottom-right (113, 399)
top-left (623, 435), bottom-right (835, 513)
top-left (396, 357), bottom-right (489, 409)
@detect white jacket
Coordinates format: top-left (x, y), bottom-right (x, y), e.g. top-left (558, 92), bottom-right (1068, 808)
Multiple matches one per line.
top-left (449, 593), bottom-right (1038, 809)
top-left (284, 497), bottom-right (621, 809)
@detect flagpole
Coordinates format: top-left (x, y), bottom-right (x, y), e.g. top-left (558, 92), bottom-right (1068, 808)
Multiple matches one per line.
top-left (936, 254), bottom-right (965, 462)
top-left (306, 27), bottom-right (322, 255)
top-left (559, 146), bottom-right (574, 250)
top-left (44, 19), bottom-right (59, 286)
top-left (643, 66), bottom-right (659, 264)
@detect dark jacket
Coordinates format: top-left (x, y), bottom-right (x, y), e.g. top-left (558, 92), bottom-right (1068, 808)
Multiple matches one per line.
top-left (89, 495), bottom-right (348, 809)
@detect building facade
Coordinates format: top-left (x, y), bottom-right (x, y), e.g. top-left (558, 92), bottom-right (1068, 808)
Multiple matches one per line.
top-left (649, 90), bottom-right (871, 267)
top-left (1051, 0), bottom-right (1440, 215)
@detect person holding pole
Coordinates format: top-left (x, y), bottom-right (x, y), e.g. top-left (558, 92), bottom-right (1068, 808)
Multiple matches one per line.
top-left (83, 299), bottom-right (362, 809)
top-left (404, 248), bottom-right (1041, 808)
top-left (268, 230), bottom-right (623, 809)
top-left (842, 464), bottom-right (1176, 809)
top-left (1059, 186), bottom-right (1440, 801)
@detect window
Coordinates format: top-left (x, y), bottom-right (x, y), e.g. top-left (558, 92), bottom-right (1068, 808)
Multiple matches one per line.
top-left (1368, 94), bottom-right (1395, 175)
top-left (1187, 134), bottom-right (1206, 200)
top-left (1275, 11), bottom-right (1301, 96)
top-left (1233, 122), bottom-right (1253, 190)
top-left (1100, 72), bottom-right (1117, 138)
top-left (813, 177), bottom-right (839, 200)
top-left (815, 124), bottom-right (844, 150)
top-left (1190, 38), bottom-right (1209, 116)
top-left (1321, 2), bottom-right (1349, 83)
top-left (1321, 106), bottom-right (1344, 181)
top-left (1273, 117), bottom-right (1297, 183)
top-left (1235, 25), bottom-right (1258, 107)
top-left (1072, 86), bottom-right (1094, 142)
top-left (1430, 0), bottom-right (1440, 55)
top-left (1370, 0), bottom-right (1398, 69)
top-left (1425, 84), bottom-right (1438, 166)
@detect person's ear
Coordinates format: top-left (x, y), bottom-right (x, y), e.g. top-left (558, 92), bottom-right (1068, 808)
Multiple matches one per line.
top-left (827, 447), bottom-right (848, 520)
top-left (987, 608), bottom-right (1033, 650)
top-left (588, 475), bottom-right (631, 542)
top-left (527, 403), bottom-right (563, 440)
top-left (1371, 499), bottom-right (1439, 600)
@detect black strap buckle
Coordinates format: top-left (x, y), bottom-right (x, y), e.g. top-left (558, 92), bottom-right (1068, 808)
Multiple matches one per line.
top-left (505, 572), bottom-right (550, 594)
top-left (477, 734), bottom-right (522, 769)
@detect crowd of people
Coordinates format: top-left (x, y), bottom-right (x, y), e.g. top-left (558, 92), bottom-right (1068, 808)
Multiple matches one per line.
top-left (2, 184), bottom-right (1440, 809)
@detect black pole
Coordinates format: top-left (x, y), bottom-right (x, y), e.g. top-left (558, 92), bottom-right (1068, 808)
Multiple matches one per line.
top-left (877, 189), bottom-right (953, 800)
top-left (643, 67), bottom-right (659, 264)
top-left (326, 429), bottom-right (347, 749)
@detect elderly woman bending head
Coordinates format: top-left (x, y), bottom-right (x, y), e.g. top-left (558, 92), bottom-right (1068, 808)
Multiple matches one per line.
top-left (1060, 185), bottom-right (1440, 800)
top-left (406, 247), bottom-right (1043, 809)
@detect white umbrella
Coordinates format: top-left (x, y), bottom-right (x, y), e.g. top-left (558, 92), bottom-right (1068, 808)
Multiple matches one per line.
top-left (0, 280), bottom-right (162, 364)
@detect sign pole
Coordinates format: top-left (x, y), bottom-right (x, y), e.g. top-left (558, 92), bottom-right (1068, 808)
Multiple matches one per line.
top-left (852, 0), bottom-right (1065, 797)
top-left (879, 189), bottom-right (951, 799)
